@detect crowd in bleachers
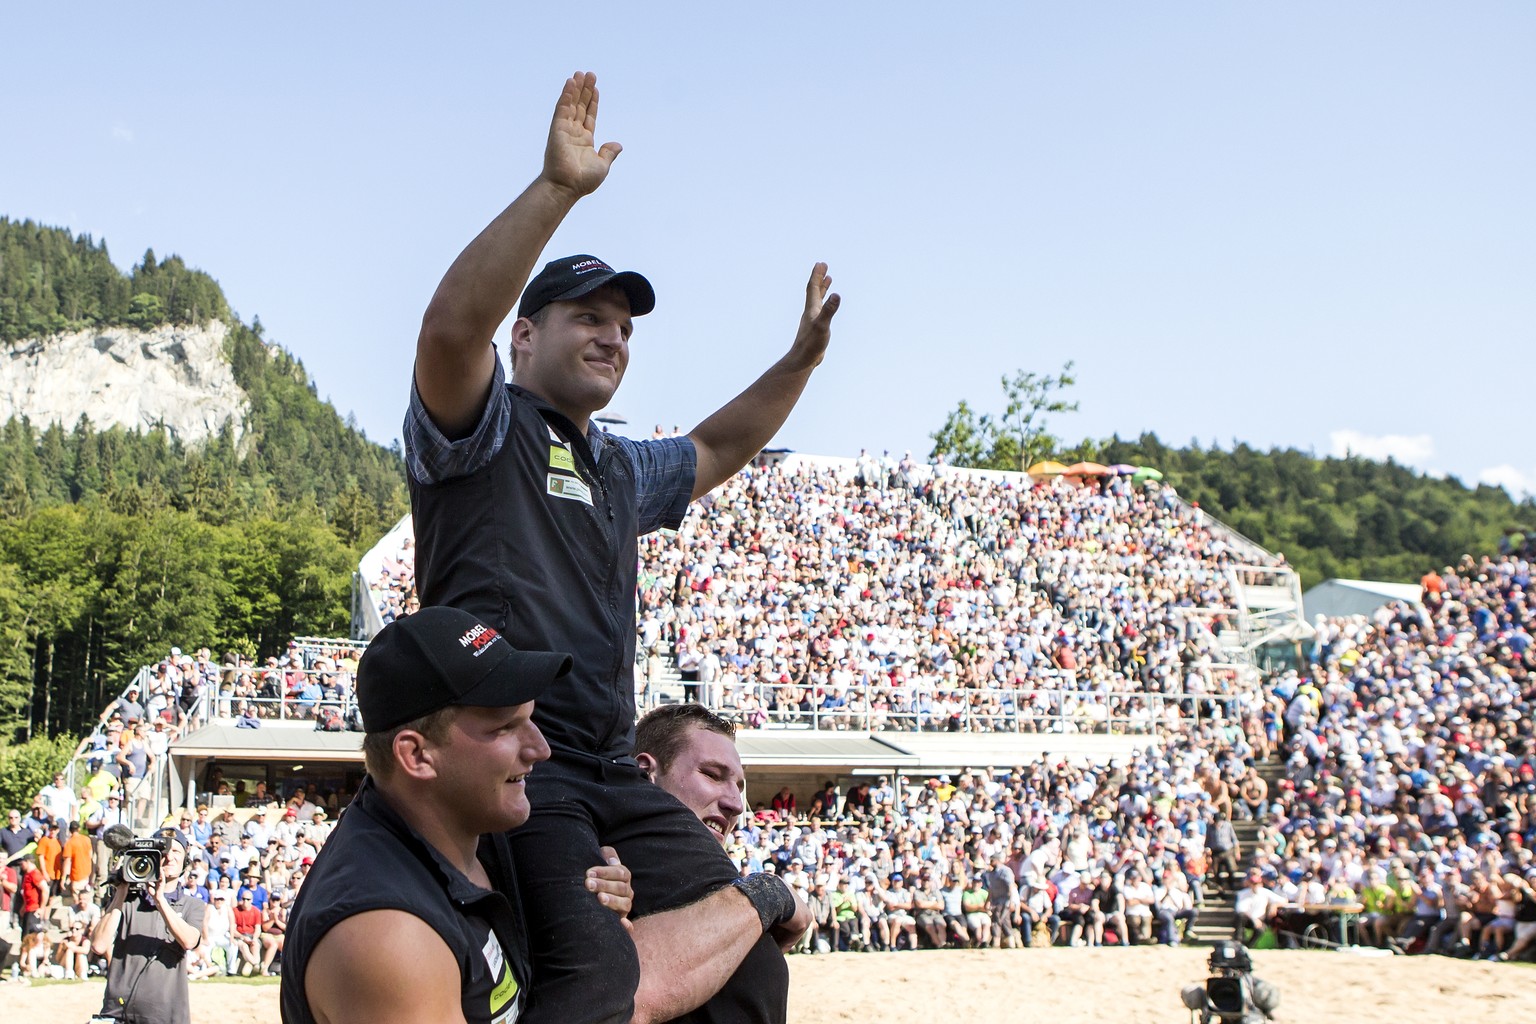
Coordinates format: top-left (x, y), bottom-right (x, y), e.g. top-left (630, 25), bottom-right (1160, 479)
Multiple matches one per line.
top-left (363, 459), bottom-right (1267, 733)
top-left (730, 718), bottom-right (1260, 953)
top-left (74, 643), bottom-right (367, 741)
top-left (733, 552), bottom-right (1534, 961)
top-left (371, 536), bottom-right (418, 627)
top-left (1232, 552), bottom-right (1536, 960)
top-left (636, 460), bottom-right (1261, 733)
top-left (7, 461), bottom-right (1535, 980)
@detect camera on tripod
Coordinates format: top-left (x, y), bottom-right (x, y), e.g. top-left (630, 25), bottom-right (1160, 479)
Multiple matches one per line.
top-left (102, 825), bottom-right (172, 894)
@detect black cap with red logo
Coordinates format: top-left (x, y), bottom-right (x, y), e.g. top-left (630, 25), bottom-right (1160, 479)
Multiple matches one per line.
top-left (358, 607), bottom-right (571, 732)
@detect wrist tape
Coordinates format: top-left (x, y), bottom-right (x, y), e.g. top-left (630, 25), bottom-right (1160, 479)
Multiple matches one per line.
top-left (731, 873), bottom-right (797, 932)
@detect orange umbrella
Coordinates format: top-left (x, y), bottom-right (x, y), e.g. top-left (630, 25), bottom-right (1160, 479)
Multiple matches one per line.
top-left (1064, 461), bottom-right (1110, 476)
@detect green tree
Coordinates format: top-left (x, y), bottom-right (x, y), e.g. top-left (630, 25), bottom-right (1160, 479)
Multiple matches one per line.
top-left (930, 362), bottom-right (1078, 471)
top-left (0, 735), bottom-right (80, 816)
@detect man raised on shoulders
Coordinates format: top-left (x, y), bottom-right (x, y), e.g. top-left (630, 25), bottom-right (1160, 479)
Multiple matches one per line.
top-left (280, 607), bottom-right (632, 1024)
top-left (406, 71), bottom-right (831, 1024)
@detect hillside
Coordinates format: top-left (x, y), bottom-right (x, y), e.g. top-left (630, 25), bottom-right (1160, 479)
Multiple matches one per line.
top-left (929, 373), bottom-right (1535, 590)
top-left (1095, 434), bottom-right (1533, 589)
top-left (0, 219), bottom-right (407, 742)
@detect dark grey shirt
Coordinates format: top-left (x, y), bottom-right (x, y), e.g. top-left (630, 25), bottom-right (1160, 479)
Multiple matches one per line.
top-left (100, 888), bottom-right (206, 1024)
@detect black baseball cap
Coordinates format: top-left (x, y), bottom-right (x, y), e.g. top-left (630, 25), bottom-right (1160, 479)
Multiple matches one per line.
top-left (358, 607), bottom-right (572, 732)
top-left (154, 827), bottom-right (190, 851)
top-left (517, 254), bottom-right (655, 320)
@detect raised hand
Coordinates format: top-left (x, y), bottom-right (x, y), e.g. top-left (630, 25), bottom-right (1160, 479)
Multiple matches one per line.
top-left (542, 71), bottom-right (622, 200)
top-left (786, 262), bottom-right (841, 371)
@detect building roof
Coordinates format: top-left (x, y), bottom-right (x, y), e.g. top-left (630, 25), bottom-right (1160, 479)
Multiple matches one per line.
top-left (172, 722), bottom-right (364, 761)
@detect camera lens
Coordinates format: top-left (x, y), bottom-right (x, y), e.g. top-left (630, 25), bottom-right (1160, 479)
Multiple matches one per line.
top-left (125, 853), bottom-right (155, 882)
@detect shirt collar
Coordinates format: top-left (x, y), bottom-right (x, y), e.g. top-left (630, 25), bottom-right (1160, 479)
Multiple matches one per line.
top-left (349, 776), bottom-right (494, 905)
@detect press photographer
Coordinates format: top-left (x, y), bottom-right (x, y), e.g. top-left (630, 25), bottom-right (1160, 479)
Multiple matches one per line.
top-left (1179, 940), bottom-right (1279, 1024)
top-left (89, 826), bottom-right (204, 1024)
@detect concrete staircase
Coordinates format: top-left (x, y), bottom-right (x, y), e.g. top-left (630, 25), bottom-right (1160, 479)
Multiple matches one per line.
top-left (1187, 757), bottom-right (1284, 945)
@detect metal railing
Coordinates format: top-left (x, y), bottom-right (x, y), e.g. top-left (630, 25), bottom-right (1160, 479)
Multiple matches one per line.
top-left (66, 638), bottom-right (368, 825)
top-left (641, 669), bottom-right (1261, 735)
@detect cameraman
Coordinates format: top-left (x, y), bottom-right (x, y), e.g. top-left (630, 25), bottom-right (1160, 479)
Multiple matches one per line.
top-left (1180, 941), bottom-right (1279, 1024)
top-left (90, 827), bottom-right (205, 1024)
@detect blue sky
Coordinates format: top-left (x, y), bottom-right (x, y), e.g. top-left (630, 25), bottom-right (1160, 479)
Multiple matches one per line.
top-left (4, 4), bottom-right (1533, 492)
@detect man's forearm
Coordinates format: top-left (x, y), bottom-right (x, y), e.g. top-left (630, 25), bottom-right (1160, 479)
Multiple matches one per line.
top-left (419, 178), bottom-right (578, 354)
top-left (688, 357), bottom-right (817, 499)
top-left (629, 885), bottom-right (767, 1024)
top-left (91, 903), bottom-right (123, 956)
top-left (689, 264), bottom-right (837, 498)
top-left (159, 901), bottom-right (202, 950)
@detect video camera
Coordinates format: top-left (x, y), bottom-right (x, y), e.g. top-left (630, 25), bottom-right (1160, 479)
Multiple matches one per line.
top-left (1181, 941), bottom-right (1275, 1024)
top-left (102, 824), bottom-right (172, 894)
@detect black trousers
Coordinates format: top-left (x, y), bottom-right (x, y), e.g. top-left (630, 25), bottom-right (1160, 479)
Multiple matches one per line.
top-left (507, 749), bottom-right (787, 1024)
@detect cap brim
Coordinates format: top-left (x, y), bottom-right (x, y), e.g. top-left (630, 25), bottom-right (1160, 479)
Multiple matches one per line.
top-left (456, 649), bottom-right (572, 709)
top-left (551, 270), bottom-right (655, 317)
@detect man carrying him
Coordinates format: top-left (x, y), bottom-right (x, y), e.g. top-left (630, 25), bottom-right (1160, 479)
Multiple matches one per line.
top-left (281, 607), bottom-right (634, 1024)
top-left (407, 72), bottom-right (832, 1024)
top-left (633, 703), bottom-right (805, 1019)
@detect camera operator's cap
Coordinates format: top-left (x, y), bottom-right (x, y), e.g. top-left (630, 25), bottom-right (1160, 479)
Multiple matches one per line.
top-left (517, 255), bottom-right (655, 320)
top-left (358, 606), bottom-right (572, 732)
top-left (154, 826), bottom-right (190, 851)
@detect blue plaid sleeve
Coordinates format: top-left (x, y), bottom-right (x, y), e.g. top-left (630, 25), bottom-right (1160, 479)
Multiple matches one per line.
top-left (605, 433), bottom-right (697, 535)
top-left (403, 354), bottom-right (512, 485)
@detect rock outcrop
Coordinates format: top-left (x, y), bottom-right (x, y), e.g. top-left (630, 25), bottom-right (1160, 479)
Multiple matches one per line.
top-left (0, 321), bottom-right (248, 444)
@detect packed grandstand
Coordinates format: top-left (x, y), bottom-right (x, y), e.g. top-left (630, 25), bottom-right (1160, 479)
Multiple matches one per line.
top-left (4, 455), bottom-right (1533, 979)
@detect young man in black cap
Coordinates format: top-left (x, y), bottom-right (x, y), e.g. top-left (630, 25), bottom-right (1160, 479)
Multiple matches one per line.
top-left (405, 72), bottom-right (832, 1024)
top-left (280, 606), bottom-right (634, 1024)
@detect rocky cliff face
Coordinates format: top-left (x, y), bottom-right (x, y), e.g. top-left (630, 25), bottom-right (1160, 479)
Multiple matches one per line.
top-left (0, 321), bottom-right (249, 443)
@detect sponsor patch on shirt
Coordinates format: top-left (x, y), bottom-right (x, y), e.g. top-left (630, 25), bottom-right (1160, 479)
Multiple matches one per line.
top-left (481, 931), bottom-right (504, 979)
top-left (547, 474), bottom-right (593, 505)
top-left (483, 932), bottom-right (521, 1024)
top-left (548, 445), bottom-right (576, 473)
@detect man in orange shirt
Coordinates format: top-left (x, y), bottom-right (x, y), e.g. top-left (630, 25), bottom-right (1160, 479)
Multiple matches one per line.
top-left (1420, 568), bottom-right (1446, 607)
top-left (61, 820), bottom-right (93, 896)
top-left (34, 819), bottom-right (63, 903)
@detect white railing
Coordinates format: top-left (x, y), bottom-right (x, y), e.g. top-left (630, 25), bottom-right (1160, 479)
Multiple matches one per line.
top-left (639, 669), bottom-right (1261, 736)
top-left (68, 638), bottom-right (368, 824)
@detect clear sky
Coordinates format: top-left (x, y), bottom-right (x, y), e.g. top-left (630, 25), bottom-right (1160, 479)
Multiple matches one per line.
top-left (4, 4), bottom-right (1533, 492)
